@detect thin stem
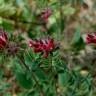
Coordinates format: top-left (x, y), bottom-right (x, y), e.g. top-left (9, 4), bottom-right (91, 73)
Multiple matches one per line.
top-left (18, 57), bottom-right (45, 96)
top-left (32, 71), bottom-right (45, 96)
top-left (18, 56), bottom-right (30, 71)
top-left (2, 16), bottom-right (45, 26)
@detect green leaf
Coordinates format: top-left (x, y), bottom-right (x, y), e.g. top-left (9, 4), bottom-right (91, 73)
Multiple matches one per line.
top-left (21, 7), bottom-right (31, 20)
top-left (28, 30), bottom-right (36, 39)
top-left (24, 52), bottom-right (33, 65)
top-left (60, 18), bottom-right (65, 33)
top-left (48, 23), bottom-right (58, 34)
top-left (24, 50), bottom-right (40, 71)
top-left (16, 71), bottom-right (33, 89)
top-left (31, 61), bottom-right (40, 71)
top-left (2, 19), bottom-right (14, 32)
top-left (58, 71), bottom-right (70, 86)
top-left (63, 5), bottom-right (76, 16)
top-left (71, 27), bottom-right (85, 51)
top-left (71, 27), bottom-right (81, 44)
top-left (35, 68), bottom-right (47, 81)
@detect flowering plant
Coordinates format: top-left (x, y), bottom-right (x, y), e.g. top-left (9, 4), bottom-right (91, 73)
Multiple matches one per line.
top-left (0, 0), bottom-right (94, 96)
top-left (0, 29), bottom-right (8, 49)
top-left (86, 33), bottom-right (96, 44)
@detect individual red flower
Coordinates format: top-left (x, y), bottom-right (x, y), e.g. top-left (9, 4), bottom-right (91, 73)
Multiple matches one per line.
top-left (40, 8), bottom-right (52, 23)
top-left (0, 29), bottom-right (8, 49)
top-left (29, 37), bottom-right (55, 58)
top-left (86, 33), bottom-right (96, 44)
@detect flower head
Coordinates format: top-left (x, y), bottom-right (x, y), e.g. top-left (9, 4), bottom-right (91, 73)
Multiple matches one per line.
top-left (0, 28), bottom-right (8, 49)
top-left (40, 8), bottom-right (52, 23)
top-left (29, 37), bottom-right (55, 58)
top-left (86, 33), bottom-right (96, 44)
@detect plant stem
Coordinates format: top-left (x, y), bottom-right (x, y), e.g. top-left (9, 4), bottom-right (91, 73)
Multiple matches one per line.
top-left (18, 56), bottom-right (30, 71)
top-left (32, 71), bottom-right (45, 96)
top-left (18, 52), bottom-right (45, 96)
top-left (59, 0), bottom-right (63, 41)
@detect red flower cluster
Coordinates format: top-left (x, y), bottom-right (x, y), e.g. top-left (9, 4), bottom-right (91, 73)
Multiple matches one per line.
top-left (29, 38), bottom-right (55, 58)
top-left (86, 33), bottom-right (96, 44)
top-left (0, 29), bottom-right (8, 49)
top-left (41, 8), bottom-right (52, 23)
